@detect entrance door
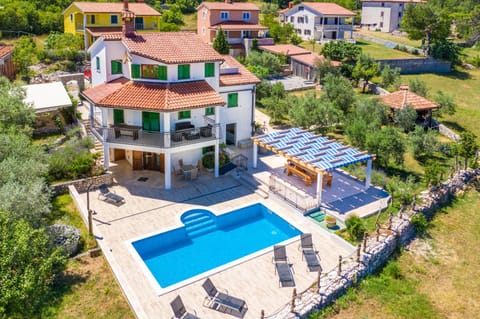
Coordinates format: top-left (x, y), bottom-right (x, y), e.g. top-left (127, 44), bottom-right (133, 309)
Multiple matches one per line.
top-left (226, 123), bottom-right (236, 145)
top-left (132, 151), bottom-right (143, 170)
top-left (114, 148), bottom-right (125, 161)
top-left (332, 31), bottom-right (337, 39)
top-left (142, 112), bottom-right (160, 132)
top-left (142, 153), bottom-right (165, 171)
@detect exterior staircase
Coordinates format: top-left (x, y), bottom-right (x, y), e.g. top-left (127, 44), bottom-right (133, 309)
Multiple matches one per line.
top-left (181, 210), bottom-right (217, 238)
top-left (81, 118), bottom-right (104, 167)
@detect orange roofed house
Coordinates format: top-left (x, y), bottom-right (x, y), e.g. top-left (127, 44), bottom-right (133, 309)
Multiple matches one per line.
top-left (380, 85), bottom-right (439, 127)
top-left (81, 0), bottom-right (260, 190)
top-left (197, 0), bottom-right (270, 56)
top-left (0, 45), bottom-right (15, 80)
top-left (63, 0), bottom-right (161, 48)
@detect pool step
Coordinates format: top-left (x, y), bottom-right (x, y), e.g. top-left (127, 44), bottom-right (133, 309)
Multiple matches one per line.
top-left (187, 224), bottom-right (217, 238)
top-left (182, 212), bottom-right (217, 238)
top-left (182, 214), bottom-right (212, 224)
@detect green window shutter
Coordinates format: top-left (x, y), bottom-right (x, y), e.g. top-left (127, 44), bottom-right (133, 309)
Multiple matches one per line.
top-left (142, 112), bottom-right (159, 131)
top-left (157, 65), bottom-right (167, 80)
top-left (178, 110), bottom-right (191, 120)
top-left (111, 60), bottom-right (122, 74)
top-left (205, 107), bottom-right (215, 115)
top-left (178, 64), bottom-right (190, 80)
top-left (205, 63), bottom-right (214, 77)
top-left (227, 93), bottom-right (238, 107)
top-left (113, 109), bottom-right (124, 124)
top-left (131, 64), bottom-right (140, 79)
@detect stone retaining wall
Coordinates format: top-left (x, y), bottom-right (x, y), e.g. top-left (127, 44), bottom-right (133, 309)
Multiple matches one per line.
top-left (268, 169), bottom-right (479, 319)
top-left (376, 58), bottom-right (451, 74)
top-left (52, 173), bottom-right (113, 195)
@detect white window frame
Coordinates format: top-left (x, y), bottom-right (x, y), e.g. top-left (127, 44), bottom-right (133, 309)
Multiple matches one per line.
top-left (242, 12), bottom-right (250, 20)
top-left (202, 27), bottom-right (206, 35)
top-left (220, 11), bottom-right (229, 20)
top-left (202, 8), bottom-right (208, 19)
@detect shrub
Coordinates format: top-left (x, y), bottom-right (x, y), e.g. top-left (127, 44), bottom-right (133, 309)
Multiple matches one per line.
top-left (411, 213), bottom-right (429, 235)
top-left (345, 215), bottom-right (366, 241)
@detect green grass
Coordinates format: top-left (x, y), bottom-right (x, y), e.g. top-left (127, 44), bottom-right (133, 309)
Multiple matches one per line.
top-left (356, 29), bottom-right (422, 48)
top-left (311, 189), bottom-right (480, 318)
top-left (401, 68), bottom-right (480, 139)
top-left (182, 12), bottom-right (197, 31)
top-left (356, 40), bottom-right (419, 60)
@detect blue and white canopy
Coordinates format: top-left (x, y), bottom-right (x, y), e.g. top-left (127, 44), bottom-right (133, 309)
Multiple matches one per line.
top-left (252, 128), bottom-right (374, 173)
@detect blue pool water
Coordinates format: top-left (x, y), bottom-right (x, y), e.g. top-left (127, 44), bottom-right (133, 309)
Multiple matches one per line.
top-left (132, 203), bottom-right (301, 289)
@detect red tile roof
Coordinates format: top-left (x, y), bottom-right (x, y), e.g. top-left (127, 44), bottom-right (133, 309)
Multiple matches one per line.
top-left (198, 2), bottom-right (260, 11)
top-left (69, 2), bottom-right (161, 15)
top-left (82, 79), bottom-right (225, 111)
top-left (380, 88), bottom-right (438, 111)
top-left (258, 44), bottom-right (311, 56)
top-left (121, 32), bottom-right (225, 64)
top-left (0, 45), bottom-right (14, 59)
top-left (362, 0), bottom-right (424, 3)
top-left (209, 22), bottom-right (268, 31)
top-left (219, 55), bottom-right (260, 87)
top-left (291, 52), bottom-right (341, 67)
top-left (300, 2), bottom-right (355, 16)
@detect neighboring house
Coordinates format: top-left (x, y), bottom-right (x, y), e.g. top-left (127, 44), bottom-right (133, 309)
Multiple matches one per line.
top-left (380, 85), bottom-right (438, 127)
top-left (81, 5), bottom-right (260, 190)
top-left (361, 0), bottom-right (425, 32)
top-left (63, 0), bottom-right (161, 49)
top-left (279, 2), bottom-right (355, 41)
top-left (0, 45), bottom-right (15, 80)
top-left (197, 0), bottom-right (269, 56)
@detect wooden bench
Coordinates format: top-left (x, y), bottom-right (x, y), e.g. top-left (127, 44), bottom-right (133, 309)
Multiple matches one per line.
top-left (112, 124), bottom-right (141, 140)
top-left (286, 164), bottom-right (313, 186)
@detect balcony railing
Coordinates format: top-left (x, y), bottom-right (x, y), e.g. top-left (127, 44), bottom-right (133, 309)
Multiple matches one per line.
top-left (92, 122), bottom-right (220, 149)
top-left (315, 24), bottom-right (353, 32)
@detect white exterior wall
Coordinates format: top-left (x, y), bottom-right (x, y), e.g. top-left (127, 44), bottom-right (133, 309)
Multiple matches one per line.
top-left (361, 2), bottom-right (407, 32)
top-left (90, 41), bottom-right (107, 86)
top-left (284, 7), bottom-right (317, 40)
top-left (171, 149), bottom-right (203, 169)
top-left (218, 84), bottom-right (255, 144)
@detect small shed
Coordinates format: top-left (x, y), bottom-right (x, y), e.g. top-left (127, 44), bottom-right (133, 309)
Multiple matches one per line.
top-left (290, 53), bottom-right (340, 81)
top-left (0, 45), bottom-right (15, 80)
top-left (23, 82), bottom-right (72, 113)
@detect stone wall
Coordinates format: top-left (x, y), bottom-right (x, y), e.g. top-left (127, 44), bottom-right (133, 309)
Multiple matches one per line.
top-left (267, 169), bottom-right (479, 319)
top-left (376, 58), bottom-right (451, 74)
top-left (52, 173), bottom-right (113, 195)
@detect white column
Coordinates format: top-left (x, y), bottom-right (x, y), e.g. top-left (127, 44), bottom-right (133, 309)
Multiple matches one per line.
top-left (163, 112), bottom-right (171, 148)
top-left (253, 143), bottom-right (258, 169)
top-left (316, 172), bottom-right (323, 207)
top-left (164, 152), bottom-right (171, 190)
top-left (215, 105), bottom-right (220, 139)
top-left (214, 141), bottom-right (220, 178)
top-left (365, 159), bottom-right (372, 188)
top-left (101, 108), bottom-right (108, 127)
top-left (321, 17), bottom-right (324, 41)
top-left (102, 129), bottom-right (109, 170)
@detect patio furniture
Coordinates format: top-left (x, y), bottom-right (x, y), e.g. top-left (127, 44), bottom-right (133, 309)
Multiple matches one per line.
top-left (273, 245), bottom-right (295, 287)
top-left (286, 163), bottom-right (314, 186)
top-left (175, 121), bottom-right (194, 131)
top-left (323, 172), bottom-right (333, 187)
top-left (325, 215), bottom-right (337, 228)
top-left (171, 131), bottom-right (183, 142)
top-left (111, 123), bottom-right (140, 140)
top-left (170, 295), bottom-right (198, 319)
top-left (202, 278), bottom-right (247, 315)
top-left (182, 164), bottom-right (194, 180)
top-left (299, 234), bottom-right (321, 272)
top-left (190, 167), bottom-right (198, 180)
top-left (98, 184), bottom-right (125, 205)
top-left (185, 131), bottom-right (201, 140)
top-left (200, 125), bottom-right (213, 137)
top-left (173, 165), bottom-right (183, 177)
top-left (179, 159), bottom-right (184, 168)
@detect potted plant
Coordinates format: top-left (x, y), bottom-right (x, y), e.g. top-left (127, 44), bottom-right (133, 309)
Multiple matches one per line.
top-left (202, 152), bottom-right (215, 172)
top-left (325, 215), bottom-right (337, 229)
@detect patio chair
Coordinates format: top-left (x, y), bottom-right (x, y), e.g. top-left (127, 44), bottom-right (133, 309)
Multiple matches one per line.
top-left (173, 165), bottom-right (184, 177)
top-left (170, 295), bottom-right (198, 319)
top-left (299, 233), bottom-right (321, 272)
top-left (98, 184), bottom-right (125, 205)
top-left (202, 278), bottom-right (247, 315)
top-left (272, 245), bottom-right (295, 287)
top-left (179, 159), bottom-right (184, 168)
top-left (190, 167), bottom-right (198, 180)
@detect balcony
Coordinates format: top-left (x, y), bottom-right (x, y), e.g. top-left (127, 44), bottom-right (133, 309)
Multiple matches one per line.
top-left (315, 24), bottom-right (353, 32)
top-left (91, 121), bottom-right (220, 149)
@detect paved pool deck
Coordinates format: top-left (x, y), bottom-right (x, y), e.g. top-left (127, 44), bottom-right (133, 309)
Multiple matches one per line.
top-left (78, 164), bottom-right (355, 319)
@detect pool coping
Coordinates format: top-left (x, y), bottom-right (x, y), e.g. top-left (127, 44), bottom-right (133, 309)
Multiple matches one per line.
top-left (126, 200), bottom-right (307, 296)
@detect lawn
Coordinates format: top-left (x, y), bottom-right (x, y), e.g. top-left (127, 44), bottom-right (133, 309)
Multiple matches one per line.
top-left (182, 12), bottom-right (197, 31)
top-left (312, 188), bottom-right (480, 319)
top-left (45, 194), bottom-right (133, 318)
top-left (356, 29), bottom-right (422, 48)
top-left (401, 68), bottom-right (480, 139)
top-left (355, 39), bottom-right (419, 60)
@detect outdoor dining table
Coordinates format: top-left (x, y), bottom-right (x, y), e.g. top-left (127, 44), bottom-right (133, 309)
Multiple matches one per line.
top-left (182, 165), bottom-right (195, 180)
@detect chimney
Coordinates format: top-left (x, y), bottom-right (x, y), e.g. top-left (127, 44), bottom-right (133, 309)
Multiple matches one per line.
top-left (122, 0), bottom-right (136, 37)
top-left (288, 1), bottom-right (293, 8)
top-left (225, 0), bottom-right (232, 3)
top-left (400, 85), bottom-right (409, 108)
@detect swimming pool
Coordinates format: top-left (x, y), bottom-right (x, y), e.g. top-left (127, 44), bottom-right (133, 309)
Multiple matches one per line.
top-left (131, 203), bottom-right (301, 293)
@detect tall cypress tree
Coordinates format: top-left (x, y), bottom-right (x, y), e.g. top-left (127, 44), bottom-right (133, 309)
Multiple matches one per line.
top-left (213, 28), bottom-right (230, 55)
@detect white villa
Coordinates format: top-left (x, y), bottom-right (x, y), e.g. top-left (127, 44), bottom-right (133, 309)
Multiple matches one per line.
top-left (279, 2), bottom-right (355, 41)
top-left (360, 0), bottom-right (425, 33)
top-left (81, 0), bottom-right (260, 190)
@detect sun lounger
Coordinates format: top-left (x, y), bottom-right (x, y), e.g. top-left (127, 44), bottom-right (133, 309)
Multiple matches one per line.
top-left (170, 295), bottom-right (198, 319)
top-left (98, 184), bottom-right (125, 205)
top-left (299, 233), bottom-right (321, 272)
top-left (273, 245), bottom-right (295, 287)
top-left (202, 278), bottom-right (246, 315)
